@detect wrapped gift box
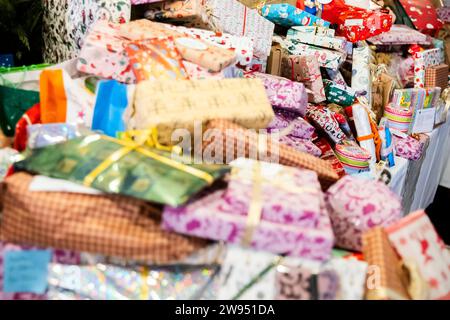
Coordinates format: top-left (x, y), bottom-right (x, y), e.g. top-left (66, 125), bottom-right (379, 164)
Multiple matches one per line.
top-left (260, 3), bottom-right (331, 28)
top-left (144, 0), bottom-right (275, 59)
top-left (237, 0), bottom-right (297, 8)
top-left (425, 64), bottom-right (449, 90)
top-left (202, 119), bottom-right (339, 189)
top-left (267, 44), bottom-right (283, 76)
top-left (414, 48), bottom-right (445, 88)
top-left (386, 210), bottom-right (450, 300)
top-left (326, 175), bottom-right (403, 251)
top-left (312, 135), bottom-right (346, 178)
top-left (392, 132), bottom-right (427, 161)
top-left (362, 227), bottom-right (411, 300)
top-left (163, 162), bottom-right (334, 261)
top-left (306, 106), bottom-right (347, 145)
top-left (244, 72), bottom-right (308, 115)
top-left (267, 109), bottom-right (316, 140)
top-left (288, 26), bottom-right (335, 38)
top-left (352, 46), bottom-right (373, 106)
top-left (279, 135), bottom-right (322, 157)
top-left (286, 32), bottom-right (347, 53)
top-left (398, 0), bottom-right (443, 35)
top-left (280, 54), bottom-right (326, 103)
top-left (324, 80), bottom-right (356, 107)
top-left (129, 79), bottom-right (274, 144)
top-left (367, 25), bottom-right (430, 45)
top-left (437, 7), bottom-right (450, 23)
top-left (0, 173), bottom-right (209, 264)
top-left (284, 39), bottom-right (347, 70)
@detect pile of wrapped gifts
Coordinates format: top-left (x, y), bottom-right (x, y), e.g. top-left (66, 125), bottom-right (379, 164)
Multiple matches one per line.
top-left (0, 0), bottom-right (449, 300)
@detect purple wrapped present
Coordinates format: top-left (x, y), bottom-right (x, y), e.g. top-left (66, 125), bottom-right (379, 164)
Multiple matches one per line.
top-left (267, 109), bottom-right (315, 140)
top-left (325, 176), bottom-right (402, 252)
top-left (279, 135), bottom-right (322, 157)
top-left (392, 133), bottom-right (428, 161)
top-left (163, 159), bottom-right (334, 261)
top-left (244, 72), bottom-right (308, 116)
top-left (0, 242), bottom-right (80, 300)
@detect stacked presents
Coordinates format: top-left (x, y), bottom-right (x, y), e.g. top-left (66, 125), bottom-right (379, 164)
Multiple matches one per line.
top-left (0, 0), bottom-right (449, 300)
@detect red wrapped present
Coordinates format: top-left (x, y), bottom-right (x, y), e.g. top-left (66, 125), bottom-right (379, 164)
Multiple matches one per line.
top-left (13, 103), bottom-right (41, 152)
top-left (296, 0), bottom-right (348, 24)
top-left (398, 0), bottom-right (443, 36)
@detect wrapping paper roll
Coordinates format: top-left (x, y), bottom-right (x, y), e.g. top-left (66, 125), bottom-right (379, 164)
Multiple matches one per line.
top-left (352, 104), bottom-right (376, 164)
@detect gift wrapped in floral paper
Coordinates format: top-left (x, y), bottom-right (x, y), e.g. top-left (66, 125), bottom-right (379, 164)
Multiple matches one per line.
top-left (163, 159), bottom-right (334, 260)
top-left (0, 242), bottom-right (81, 300)
top-left (392, 132), bottom-right (427, 161)
top-left (325, 68), bottom-right (348, 88)
top-left (260, 3), bottom-right (331, 28)
top-left (286, 31), bottom-right (347, 53)
top-left (128, 79), bottom-right (274, 144)
top-left (144, 0), bottom-right (275, 59)
top-left (367, 25), bottom-right (430, 45)
top-left (182, 61), bottom-right (230, 79)
top-left (283, 39), bottom-right (347, 70)
top-left (325, 175), bottom-right (402, 251)
top-left (280, 54), bottom-right (326, 103)
top-left (0, 172), bottom-right (209, 263)
top-left (352, 46), bottom-right (373, 106)
top-left (324, 80), bottom-right (356, 107)
top-left (386, 210), bottom-right (450, 300)
top-left (414, 48), bottom-right (444, 88)
top-left (327, 103), bottom-right (355, 140)
top-left (267, 109), bottom-right (316, 139)
top-left (244, 72), bottom-right (308, 115)
top-left (47, 263), bottom-right (220, 300)
top-left (14, 134), bottom-right (231, 206)
top-left (306, 106), bottom-right (347, 145)
top-left (279, 135), bottom-right (322, 157)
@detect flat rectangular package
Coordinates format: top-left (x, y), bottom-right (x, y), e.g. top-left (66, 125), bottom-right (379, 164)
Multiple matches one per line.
top-left (288, 26), bottom-right (335, 37)
top-left (286, 32), bottom-right (347, 53)
top-left (283, 39), bottom-right (347, 70)
top-left (144, 0), bottom-right (275, 59)
top-left (128, 79), bottom-right (274, 144)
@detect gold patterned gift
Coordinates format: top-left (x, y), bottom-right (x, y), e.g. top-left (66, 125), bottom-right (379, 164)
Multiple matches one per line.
top-left (128, 79), bottom-right (274, 144)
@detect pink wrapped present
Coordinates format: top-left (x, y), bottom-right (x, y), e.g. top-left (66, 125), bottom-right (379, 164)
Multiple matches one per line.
top-left (163, 159), bottom-right (334, 261)
top-left (437, 7), bottom-right (450, 23)
top-left (386, 210), bottom-right (450, 300)
top-left (0, 242), bottom-right (80, 300)
top-left (267, 109), bottom-right (315, 139)
top-left (182, 61), bottom-right (226, 79)
top-left (392, 132), bottom-right (428, 161)
top-left (279, 135), bottom-right (322, 157)
top-left (326, 176), bottom-right (402, 251)
top-left (367, 25), bottom-right (430, 45)
top-left (244, 72), bottom-right (308, 115)
top-left (77, 21), bottom-right (135, 83)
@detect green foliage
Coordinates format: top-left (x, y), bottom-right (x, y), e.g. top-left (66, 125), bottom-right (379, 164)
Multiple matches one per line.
top-left (0, 0), bottom-right (43, 65)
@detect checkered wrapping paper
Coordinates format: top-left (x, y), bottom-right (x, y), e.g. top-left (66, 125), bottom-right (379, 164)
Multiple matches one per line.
top-left (0, 173), bottom-right (208, 263)
top-left (203, 119), bottom-right (339, 190)
top-left (362, 227), bottom-right (410, 300)
top-left (425, 64), bottom-right (449, 90)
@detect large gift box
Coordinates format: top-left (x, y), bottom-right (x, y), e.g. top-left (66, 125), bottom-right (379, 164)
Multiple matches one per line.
top-left (283, 39), bottom-right (347, 70)
top-left (163, 159), bottom-right (334, 260)
top-left (202, 119), bottom-right (340, 189)
top-left (128, 78), bottom-right (274, 144)
top-left (326, 176), bottom-right (403, 251)
top-left (362, 227), bottom-right (411, 300)
top-left (280, 54), bottom-right (326, 103)
top-left (260, 3), bottom-right (331, 28)
top-left (385, 210), bottom-right (450, 300)
top-left (14, 135), bottom-right (230, 206)
top-left (0, 173), bottom-right (208, 263)
top-left (397, 0), bottom-right (443, 35)
top-left (144, 0), bottom-right (275, 59)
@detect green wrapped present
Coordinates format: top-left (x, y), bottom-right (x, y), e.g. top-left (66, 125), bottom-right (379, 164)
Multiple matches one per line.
top-left (0, 86), bottom-right (40, 136)
top-left (324, 80), bottom-right (356, 107)
top-left (14, 134), bottom-right (231, 206)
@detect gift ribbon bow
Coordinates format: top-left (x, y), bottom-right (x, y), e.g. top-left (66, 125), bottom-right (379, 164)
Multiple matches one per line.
top-left (83, 134), bottom-right (213, 188)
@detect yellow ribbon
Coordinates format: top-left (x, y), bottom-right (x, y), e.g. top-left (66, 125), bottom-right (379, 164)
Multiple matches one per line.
top-left (140, 266), bottom-right (150, 300)
top-left (83, 134), bottom-right (213, 187)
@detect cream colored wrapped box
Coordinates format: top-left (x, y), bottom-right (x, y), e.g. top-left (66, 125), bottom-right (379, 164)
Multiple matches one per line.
top-left (128, 79), bottom-right (274, 144)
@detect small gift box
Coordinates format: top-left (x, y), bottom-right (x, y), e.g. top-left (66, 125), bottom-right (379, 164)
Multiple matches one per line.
top-left (286, 32), bottom-right (347, 53)
top-left (362, 227), bottom-right (411, 300)
top-left (279, 135), bottom-right (322, 157)
top-left (244, 72), bottom-right (308, 115)
top-left (261, 3), bottom-right (331, 28)
top-left (203, 119), bottom-right (339, 189)
top-left (284, 39), bottom-right (347, 70)
top-left (326, 175), bottom-right (403, 251)
top-left (392, 132), bottom-right (427, 161)
top-left (414, 48), bottom-right (445, 88)
top-left (324, 80), bottom-right (356, 107)
top-left (367, 25), bottom-right (430, 45)
top-left (334, 143), bottom-right (371, 175)
top-left (425, 64), bottom-right (449, 90)
top-left (280, 54), bottom-right (326, 103)
top-left (163, 159), bottom-right (333, 260)
top-left (267, 109), bottom-right (316, 140)
top-left (288, 26), bottom-right (335, 38)
top-left (336, 7), bottom-right (393, 42)
top-left (306, 106), bottom-right (347, 145)
top-left (352, 46), bottom-right (373, 106)
top-left (144, 0), bottom-right (275, 59)
top-left (129, 78), bottom-right (274, 144)
top-left (385, 210), bottom-right (450, 300)
top-left (14, 134), bottom-right (231, 207)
